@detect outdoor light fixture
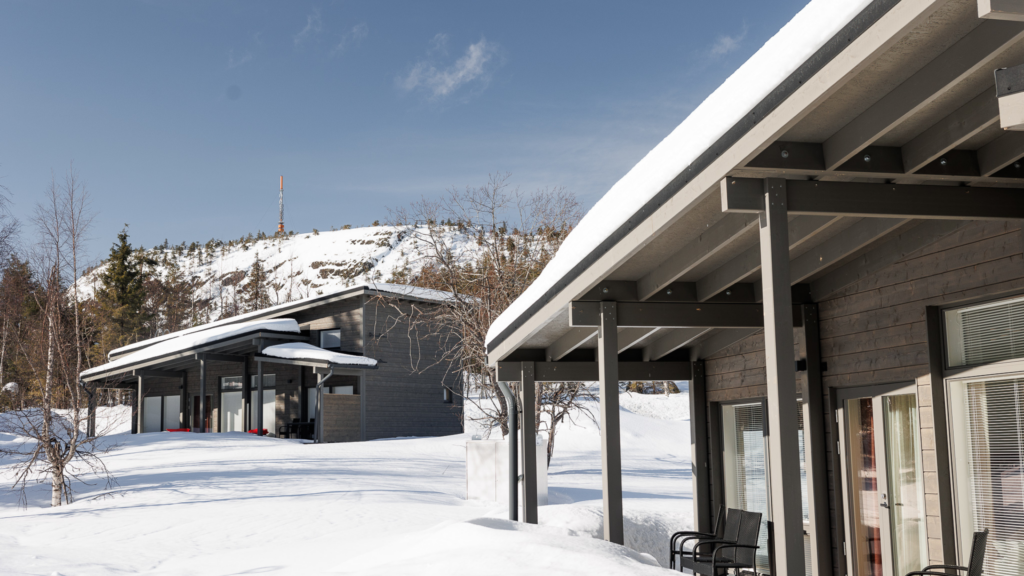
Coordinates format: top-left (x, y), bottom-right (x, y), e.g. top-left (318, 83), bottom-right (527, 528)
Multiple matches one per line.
top-left (995, 63), bottom-right (1024, 130)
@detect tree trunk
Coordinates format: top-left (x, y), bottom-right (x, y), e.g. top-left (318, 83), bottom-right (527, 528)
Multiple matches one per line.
top-left (51, 467), bottom-right (63, 507)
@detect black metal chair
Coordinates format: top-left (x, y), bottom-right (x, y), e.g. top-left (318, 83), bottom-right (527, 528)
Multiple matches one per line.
top-left (669, 505), bottom-right (726, 569)
top-left (905, 529), bottom-right (988, 576)
top-left (686, 510), bottom-right (762, 576)
top-left (677, 508), bottom-right (745, 574)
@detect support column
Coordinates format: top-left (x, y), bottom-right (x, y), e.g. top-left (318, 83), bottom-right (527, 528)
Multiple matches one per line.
top-left (758, 178), bottom-right (805, 573)
top-left (256, 342), bottom-right (264, 435)
top-left (199, 358), bottom-right (206, 433)
top-left (86, 385), bottom-right (96, 437)
top-left (136, 375), bottom-right (144, 434)
top-left (243, 357), bottom-right (251, 431)
top-left (689, 359), bottom-right (711, 533)
top-left (314, 370), bottom-right (323, 443)
top-left (520, 361), bottom-right (538, 524)
top-left (801, 304), bottom-right (833, 575)
top-left (496, 379), bottom-right (518, 521)
top-left (178, 373), bottom-right (186, 429)
top-left (926, 307), bottom-right (958, 565)
top-left (598, 301), bottom-right (624, 544)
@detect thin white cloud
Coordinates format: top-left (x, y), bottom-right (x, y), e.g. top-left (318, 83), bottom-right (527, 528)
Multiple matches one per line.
top-left (331, 22), bottom-right (369, 57)
top-left (710, 26), bottom-right (747, 57)
top-left (294, 9), bottom-right (322, 46)
top-left (227, 49), bottom-right (253, 69)
top-left (399, 37), bottom-right (499, 98)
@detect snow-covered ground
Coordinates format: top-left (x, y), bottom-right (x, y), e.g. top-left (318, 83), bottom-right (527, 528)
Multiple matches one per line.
top-left (0, 392), bottom-right (691, 575)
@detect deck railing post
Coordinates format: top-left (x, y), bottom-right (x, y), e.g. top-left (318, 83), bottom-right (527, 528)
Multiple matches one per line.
top-left (758, 178), bottom-right (806, 574)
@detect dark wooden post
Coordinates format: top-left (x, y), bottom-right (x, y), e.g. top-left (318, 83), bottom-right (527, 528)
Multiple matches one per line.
top-left (598, 301), bottom-right (624, 544)
top-left (758, 178), bottom-right (805, 574)
top-left (520, 361), bottom-right (538, 524)
top-left (243, 357), bottom-right (251, 431)
top-left (136, 375), bottom-right (144, 434)
top-left (926, 306), bottom-right (958, 565)
top-left (179, 372), bottom-right (186, 429)
top-left (256, 340), bottom-right (264, 435)
top-left (198, 358), bottom-right (206, 433)
top-left (801, 303), bottom-right (833, 575)
top-left (689, 359), bottom-right (711, 533)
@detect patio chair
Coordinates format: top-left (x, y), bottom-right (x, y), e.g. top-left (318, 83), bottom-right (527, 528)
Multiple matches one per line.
top-left (669, 505), bottom-right (726, 569)
top-left (677, 508), bottom-right (745, 574)
top-left (905, 529), bottom-right (988, 576)
top-left (686, 510), bottom-right (762, 576)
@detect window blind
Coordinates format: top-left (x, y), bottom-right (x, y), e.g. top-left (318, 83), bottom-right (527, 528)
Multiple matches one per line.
top-left (946, 296), bottom-right (1024, 367)
top-left (963, 378), bottom-right (1024, 576)
top-left (728, 402), bottom-right (772, 574)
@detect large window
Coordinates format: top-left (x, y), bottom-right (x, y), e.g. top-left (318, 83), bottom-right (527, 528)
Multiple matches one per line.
top-left (948, 376), bottom-right (1024, 576)
top-left (220, 376), bottom-right (244, 433)
top-left (945, 294), bottom-right (1024, 367)
top-left (722, 401), bottom-right (772, 574)
top-left (720, 400), bottom-right (810, 576)
top-left (250, 374), bottom-right (276, 436)
top-left (945, 295), bottom-right (1024, 576)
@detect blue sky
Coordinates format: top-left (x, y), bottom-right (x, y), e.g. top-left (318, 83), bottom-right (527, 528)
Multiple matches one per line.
top-left (0, 0), bottom-right (812, 264)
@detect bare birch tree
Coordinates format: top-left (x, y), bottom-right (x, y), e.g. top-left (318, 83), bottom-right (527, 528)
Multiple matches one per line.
top-left (374, 173), bottom-right (587, 461)
top-left (0, 166), bottom-right (117, 507)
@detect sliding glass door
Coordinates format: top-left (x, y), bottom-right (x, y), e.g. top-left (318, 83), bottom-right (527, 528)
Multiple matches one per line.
top-left (839, 385), bottom-right (928, 576)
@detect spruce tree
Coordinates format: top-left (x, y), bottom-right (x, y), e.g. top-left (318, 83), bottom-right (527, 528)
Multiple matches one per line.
top-left (241, 253), bottom-right (271, 312)
top-left (92, 227), bottom-right (150, 362)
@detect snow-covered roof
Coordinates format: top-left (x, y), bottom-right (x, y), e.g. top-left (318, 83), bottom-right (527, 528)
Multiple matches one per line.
top-left (82, 319), bottom-right (301, 379)
top-left (486, 0), bottom-right (872, 347)
top-left (109, 282), bottom-right (453, 360)
top-left (261, 342), bottom-right (378, 368)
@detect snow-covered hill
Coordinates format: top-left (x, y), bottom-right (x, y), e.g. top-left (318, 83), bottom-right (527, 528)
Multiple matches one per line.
top-left (76, 225), bottom-right (485, 321)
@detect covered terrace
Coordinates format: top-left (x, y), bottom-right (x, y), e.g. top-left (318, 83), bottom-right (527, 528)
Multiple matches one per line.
top-left (487, 1), bottom-right (1024, 575)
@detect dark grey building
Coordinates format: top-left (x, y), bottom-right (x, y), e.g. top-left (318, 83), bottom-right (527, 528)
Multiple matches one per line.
top-left (81, 283), bottom-right (463, 442)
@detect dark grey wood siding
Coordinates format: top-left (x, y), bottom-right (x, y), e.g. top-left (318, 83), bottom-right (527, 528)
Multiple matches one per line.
top-left (362, 299), bottom-right (463, 440)
top-left (703, 219), bottom-right (1024, 574)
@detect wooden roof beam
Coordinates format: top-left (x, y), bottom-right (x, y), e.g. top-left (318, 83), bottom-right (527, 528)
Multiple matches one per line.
top-left (617, 328), bottom-right (659, 354)
top-left (822, 19), bottom-right (1024, 170)
top-left (722, 177), bottom-right (1024, 220)
top-left (496, 361), bottom-right (691, 383)
top-left (545, 327), bottom-right (596, 361)
top-left (790, 217), bottom-right (912, 285)
top-left (980, 0), bottom-right (1024, 21)
top-left (901, 88), bottom-right (999, 174)
top-left (644, 328), bottom-right (711, 361)
top-left (746, 141), bottom-right (1009, 183)
top-left (695, 215), bottom-right (841, 302)
top-left (635, 213), bottom-right (759, 301)
top-left (570, 301), bottom-right (802, 329)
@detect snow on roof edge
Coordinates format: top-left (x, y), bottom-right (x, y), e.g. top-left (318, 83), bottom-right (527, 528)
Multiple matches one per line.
top-left (109, 282), bottom-right (453, 360)
top-left (82, 319), bottom-right (301, 379)
top-left (485, 0), bottom-right (875, 348)
top-left (261, 342), bottom-right (378, 368)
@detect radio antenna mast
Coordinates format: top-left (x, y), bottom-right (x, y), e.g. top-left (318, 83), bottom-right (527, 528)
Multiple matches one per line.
top-left (278, 176), bottom-right (284, 234)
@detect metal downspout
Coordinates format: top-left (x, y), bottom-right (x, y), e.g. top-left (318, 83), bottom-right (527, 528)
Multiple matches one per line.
top-left (315, 365), bottom-right (335, 444)
top-left (497, 380), bottom-right (518, 521)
